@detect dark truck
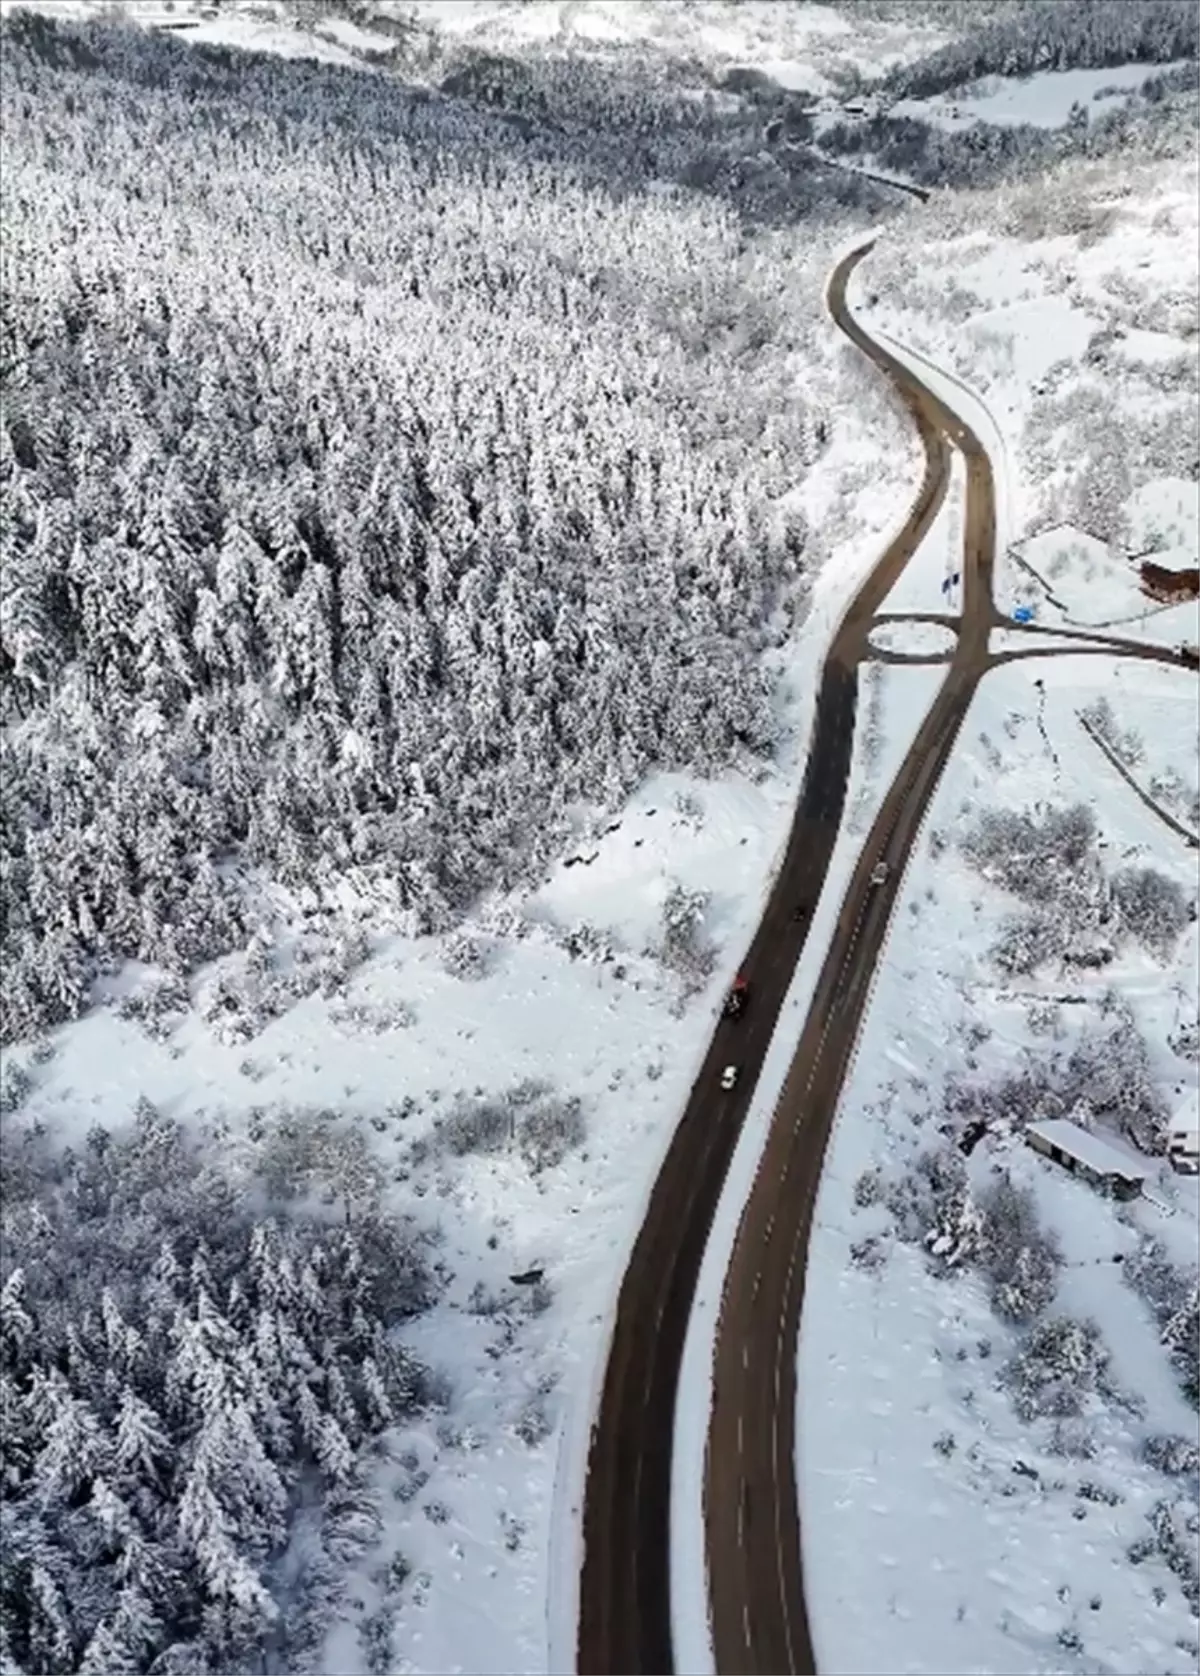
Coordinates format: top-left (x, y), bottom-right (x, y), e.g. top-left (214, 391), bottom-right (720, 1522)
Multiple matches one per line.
top-left (724, 975), bottom-right (749, 1019)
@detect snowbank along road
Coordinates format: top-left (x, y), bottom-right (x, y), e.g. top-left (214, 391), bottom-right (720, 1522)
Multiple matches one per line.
top-left (576, 243), bottom-right (954, 1676)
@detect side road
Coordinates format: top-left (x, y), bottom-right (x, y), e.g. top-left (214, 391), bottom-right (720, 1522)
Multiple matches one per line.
top-left (576, 243), bottom-right (954, 1676)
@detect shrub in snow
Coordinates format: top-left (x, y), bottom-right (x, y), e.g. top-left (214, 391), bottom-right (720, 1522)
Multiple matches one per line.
top-left (0, 1056), bottom-right (33, 1116)
top-left (515, 1090), bottom-right (586, 1176)
top-left (257, 1109), bottom-right (403, 1231)
top-left (114, 971), bottom-right (191, 1041)
top-left (560, 921), bottom-right (618, 965)
top-left (1146, 1499), bottom-right (1200, 1614)
top-left (313, 925), bottom-right (371, 998)
top-left (884, 1143), bottom-right (964, 1244)
top-left (1079, 696), bottom-right (1146, 767)
top-left (977, 1173), bottom-right (1061, 1325)
top-left (1063, 1018), bottom-right (1170, 1154)
top-left (359, 1601), bottom-right (401, 1676)
top-left (654, 883), bottom-right (717, 991)
top-left (441, 928), bottom-right (490, 982)
top-left (1110, 866), bottom-right (1190, 959)
top-left (991, 909), bottom-right (1067, 977)
top-left (439, 1095), bottom-right (513, 1158)
top-left (853, 1167), bottom-right (884, 1209)
top-left (1049, 1420), bottom-right (1098, 1460)
top-left (1169, 1020), bottom-right (1200, 1062)
top-left (1004, 1316), bottom-right (1110, 1423)
top-left (0, 1102), bottom-right (441, 1674)
top-left (961, 804), bottom-right (1098, 903)
top-left (1142, 1435), bottom-right (1200, 1480)
top-left (1122, 1237), bottom-right (1199, 1406)
top-left (513, 1393), bottom-right (553, 1448)
top-left (1026, 1000), bottom-right (1064, 1039)
top-left (849, 1236), bottom-right (888, 1272)
top-left (435, 1080), bottom-right (586, 1175)
top-left (523, 1277), bottom-right (555, 1316)
top-left (672, 790), bottom-right (705, 826)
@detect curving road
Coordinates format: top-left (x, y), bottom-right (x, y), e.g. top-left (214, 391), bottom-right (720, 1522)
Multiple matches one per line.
top-left (705, 249), bottom-right (1000, 1676)
top-left (578, 228), bottom-right (1199, 1676)
top-left (576, 243), bottom-right (954, 1676)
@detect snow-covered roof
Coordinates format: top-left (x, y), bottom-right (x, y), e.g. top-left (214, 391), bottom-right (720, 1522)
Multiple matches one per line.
top-left (1170, 1106), bottom-right (1200, 1137)
top-left (1026, 1118), bottom-right (1151, 1183)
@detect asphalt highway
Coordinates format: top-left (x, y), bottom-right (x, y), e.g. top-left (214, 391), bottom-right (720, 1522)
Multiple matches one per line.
top-left (704, 264), bottom-right (1001, 1675)
top-left (576, 243), bottom-right (953, 1676)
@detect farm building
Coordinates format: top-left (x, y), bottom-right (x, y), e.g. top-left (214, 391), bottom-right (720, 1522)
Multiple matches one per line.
top-left (1025, 1118), bottom-right (1151, 1200)
top-left (1167, 1109), bottom-right (1199, 1176)
top-left (1139, 559), bottom-right (1199, 604)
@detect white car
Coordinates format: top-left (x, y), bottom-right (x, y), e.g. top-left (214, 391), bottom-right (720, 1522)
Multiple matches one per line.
top-left (720, 1065), bottom-right (739, 1091)
top-left (869, 860), bottom-right (889, 887)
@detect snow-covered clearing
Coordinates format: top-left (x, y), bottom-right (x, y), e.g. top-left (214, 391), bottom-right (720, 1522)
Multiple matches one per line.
top-left (1009, 523), bottom-right (1190, 631)
top-left (800, 650), bottom-right (1199, 1676)
top-left (1053, 655), bottom-right (1200, 844)
top-left (892, 61), bottom-right (1196, 133)
top-left (846, 662), bottom-right (944, 841)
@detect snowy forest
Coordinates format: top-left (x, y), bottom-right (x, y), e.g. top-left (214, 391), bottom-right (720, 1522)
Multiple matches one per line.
top-left (0, 1096), bottom-right (443, 1674)
top-left (0, 10), bottom-right (897, 1046)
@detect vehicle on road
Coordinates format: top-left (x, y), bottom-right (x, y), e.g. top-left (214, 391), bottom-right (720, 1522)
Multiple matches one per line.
top-left (720, 1066), bottom-right (739, 1091)
top-left (869, 860), bottom-right (889, 886)
top-left (792, 904), bottom-right (808, 921)
top-left (723, 976), bottom-right (750, 1019)
top-left (1180, 642), bottom-right (1198, 667)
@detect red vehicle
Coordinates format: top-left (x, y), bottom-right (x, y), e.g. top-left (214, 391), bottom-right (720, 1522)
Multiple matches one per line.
top-left (724, 976), bottom-right (749, 1019)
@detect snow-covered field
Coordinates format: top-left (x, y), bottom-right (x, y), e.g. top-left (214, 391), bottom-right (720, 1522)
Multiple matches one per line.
top-left (4, 5), bottom-right (1196, 1672)
top-left (892, 61), bottom-right (1196, 133)
top-left (781, 157), bottom-right (1200, 1676)
top-left (799, 649), bottom-right (1199, 1676)
top-left (399, 0), bottom-right (949, 86)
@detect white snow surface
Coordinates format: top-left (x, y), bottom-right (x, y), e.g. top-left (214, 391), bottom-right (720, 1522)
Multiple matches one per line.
top-left (398, 0), bottom-right (948, 85)
top-left (782, 164), bottom-right (1199, 1675)
top-left (0, 0), bottom-right (948, 91)
top-left (868, 620), bottom-right (958, 658)
top-left (798, 649), bottom-right (1199, 1676)
top-left (893, 61), bottom-right (1195, 132)
top-left (857, 151), bottom-right (1199, 633)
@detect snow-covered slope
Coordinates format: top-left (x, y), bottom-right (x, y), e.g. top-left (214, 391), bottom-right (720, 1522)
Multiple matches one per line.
top-left (790, 150), bottom-right (1199, 1676)
top-left (801, 647), bottom-right (1199, 1676)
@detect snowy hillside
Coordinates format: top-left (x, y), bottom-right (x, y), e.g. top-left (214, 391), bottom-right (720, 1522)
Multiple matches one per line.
top-left (801, 647), bottom-right (1199, 1676)
top-left (792, 149), bottom-right (1200, 1676)
top-left (0, 6), bottom-right (917, 1673)
top-left (1, 3), bottom-right (1197, 1675)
